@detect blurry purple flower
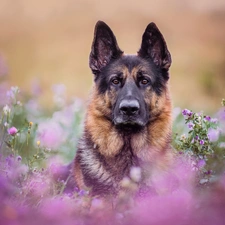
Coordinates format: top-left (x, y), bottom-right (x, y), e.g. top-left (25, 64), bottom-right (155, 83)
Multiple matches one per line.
top-left (217, 108), bottom-right (225, 121)
top-left (211, 118), bottom-right (218, 124)
top-left (37, 121), bottom-right (65, 149)
top-left (204, 115), bottom-right (211, 121)
top-left (182, 109), bottom-right (193, 118)
top-left (197, 159), bottom-right (206, 169)
top-left (182, 109), bottom-right (189, 116)
top-left (6, 86), bottom-right (20, 99)
top-left (92, 198), bottom-right (104, 208)
top-left (78, 189), bottom-right (89, 197)
top-left (205, 170), bottom-right (212, 175)
top-left (17, 156), bottom-right (22, 161)
top-left (199, 140), bottom-right (204, 145)
top-left (195, 135), bottom-right (199, 140)
top-left (7, 127), bottom-right (18, 136)
top-left (187, 122), bottom-right (195, 130)
top-left (219, 142), bottom-right (225, 148)
top-left (207, 128), bottom-right (219, 142)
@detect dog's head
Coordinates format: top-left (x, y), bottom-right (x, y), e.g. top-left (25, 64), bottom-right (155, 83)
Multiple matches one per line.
top-left (89, 21), bottom-right (171, 133)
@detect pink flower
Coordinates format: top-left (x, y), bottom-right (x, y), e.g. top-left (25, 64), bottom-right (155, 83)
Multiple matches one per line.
top-left (7, 127), bottom-right (18, 136)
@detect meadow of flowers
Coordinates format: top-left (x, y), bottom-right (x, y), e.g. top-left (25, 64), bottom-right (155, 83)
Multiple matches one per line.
top-left (1, 61), bottom-right (225, 224)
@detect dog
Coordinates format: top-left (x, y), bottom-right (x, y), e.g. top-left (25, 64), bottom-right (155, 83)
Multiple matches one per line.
top-left (73, 21), bottom-right (173, 197)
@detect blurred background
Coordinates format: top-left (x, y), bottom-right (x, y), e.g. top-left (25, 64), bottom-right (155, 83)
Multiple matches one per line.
top-left (0, 0), bottom-right (225, 113)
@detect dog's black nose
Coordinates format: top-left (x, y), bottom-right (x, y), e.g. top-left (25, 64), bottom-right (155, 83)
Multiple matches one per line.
top-left (119, 99), bottom-right (140, 116)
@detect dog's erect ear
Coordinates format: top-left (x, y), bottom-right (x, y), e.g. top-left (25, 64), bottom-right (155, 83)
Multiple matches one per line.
top-left (89, 21), bottom-right (123, 76)
top-left (138, 23), bottom-right (171, 70)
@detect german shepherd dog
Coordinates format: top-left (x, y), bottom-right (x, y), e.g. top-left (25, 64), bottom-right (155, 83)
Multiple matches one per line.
top-left (73, 21), bottom-right (173, 197)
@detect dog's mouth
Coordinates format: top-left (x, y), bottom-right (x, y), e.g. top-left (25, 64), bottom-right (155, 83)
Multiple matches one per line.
top-left (113, 117), bottom-right (146, 133)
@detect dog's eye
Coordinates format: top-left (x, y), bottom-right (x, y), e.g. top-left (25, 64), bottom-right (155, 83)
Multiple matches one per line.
top-left (111, 79), bottom-right (120, 85)
top-left (140, 79), bottom-right (149, 85)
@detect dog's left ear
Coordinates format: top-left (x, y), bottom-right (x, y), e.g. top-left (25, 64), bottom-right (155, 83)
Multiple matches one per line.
top-left (89, 21), bottom-right (123, 77)
top-left (138, 23), bottom-right (171, 70)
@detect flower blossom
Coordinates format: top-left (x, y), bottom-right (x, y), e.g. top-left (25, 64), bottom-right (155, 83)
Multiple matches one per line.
top-left (182, 109), bottom-right (193, 117)
top-left (187, 122), bottom-right (195, 130)
top-left (204, 115), bottom-right (211, 122)
top-left (197, 159), bottom-right (206, 169)
top-left (211, 118), bottom-right (218, 124)
top-left (8, 127), bottom-right (18, 136)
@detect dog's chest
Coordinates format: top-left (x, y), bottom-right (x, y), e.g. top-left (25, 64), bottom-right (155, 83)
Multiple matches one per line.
top-left (106, 145), bottom-right (139, 181)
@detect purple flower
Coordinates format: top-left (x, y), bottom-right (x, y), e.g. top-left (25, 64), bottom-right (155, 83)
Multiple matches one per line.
top-left (217, 108), bottom-right (225, 121)
top-left (182, 109), bottom-right (189, 116)
top-left (6, 86), bottom-right (20, 99)
top-left (211, 118), bottom-right (218, 124)
top-left (17, 156), bottom-right (22, 161)
top-left (37, 121), bottom-right (65, 149)
top-left (199, 140), bottom-right (204, 145)
top-left (197, 159), bottom-right (206, 168)
top-left (207, 128), bottom-right (219, 142)
top-left (187, 122), bottom-right (194, 130)
top-left (7, 127), bottom-right (18, 136)
top-left (204, 116), bottom-right (211, 121)
top-left (205, 170), bottom-right (212, 175)
top-left (182, 109), bottom-right (193, 118)
top-left (78, 189), bottom-right (89, 197)
top-left (195, 135), bottom-right (199, 140)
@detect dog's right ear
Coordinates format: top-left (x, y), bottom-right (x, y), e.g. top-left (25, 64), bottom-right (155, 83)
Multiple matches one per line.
top-left (89, 21), bottom-right (123, 77)
top-left (138, 23), bottom-right (171, 71)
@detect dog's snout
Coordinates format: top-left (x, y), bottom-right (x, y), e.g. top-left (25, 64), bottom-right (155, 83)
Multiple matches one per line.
top-left (119, 99), bottom-right (140, 116)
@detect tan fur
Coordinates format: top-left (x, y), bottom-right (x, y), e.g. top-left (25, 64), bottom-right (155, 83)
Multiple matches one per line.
top-left (85, 90), bottom-right (124, 157)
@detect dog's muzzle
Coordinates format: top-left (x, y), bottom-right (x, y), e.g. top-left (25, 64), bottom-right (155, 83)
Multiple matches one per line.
top-left (113, 98), bottom-right (147, 129)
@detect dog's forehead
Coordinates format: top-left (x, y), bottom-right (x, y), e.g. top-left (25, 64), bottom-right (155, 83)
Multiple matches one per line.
top-left (108, 55), bottom-right (156, 78)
